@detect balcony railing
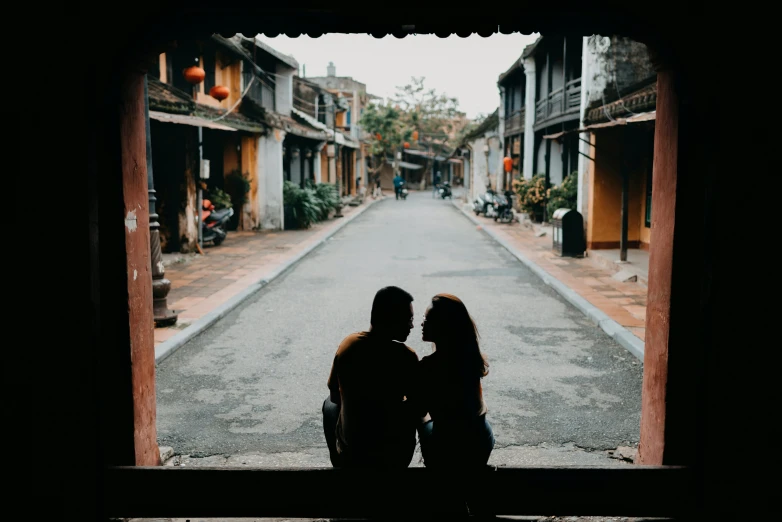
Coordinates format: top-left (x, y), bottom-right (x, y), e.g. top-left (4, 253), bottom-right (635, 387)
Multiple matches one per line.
top-left (504, 108), bottom-right (525, 135)
top-left (535, 78), bottom-right (582, 124)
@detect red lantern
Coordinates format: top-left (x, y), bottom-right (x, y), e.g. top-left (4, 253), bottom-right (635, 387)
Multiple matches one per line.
top-left (412, 130), bottom-right (419, 141)
top-left (183, 65), bottom-right (206, 84)
top-left (503, 156), bottom-right (513, 173)
top-left (375, 133), bottom-right (382, 140)
top-left (404, 142), bottom-right (410, 149)
top-left (209, 85), bottom-right (230, 101)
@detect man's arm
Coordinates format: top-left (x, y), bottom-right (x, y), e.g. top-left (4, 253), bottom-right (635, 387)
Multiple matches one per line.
top-left (327, 355), bottom-right (341, 406)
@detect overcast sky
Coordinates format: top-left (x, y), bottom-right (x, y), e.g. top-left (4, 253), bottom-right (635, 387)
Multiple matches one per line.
top-left (255, 33), bottom-right (539, 120)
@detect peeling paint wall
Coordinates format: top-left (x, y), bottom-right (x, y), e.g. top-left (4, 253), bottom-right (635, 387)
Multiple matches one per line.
top-left (259, 130), bottom-right (285, 230)
top-left (241, 135), bottom-right (259, 230)
top-left (583, 35), bottom-right (656, 110)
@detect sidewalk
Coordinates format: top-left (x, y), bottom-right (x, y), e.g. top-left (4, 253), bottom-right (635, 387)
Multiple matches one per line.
top-left (454, 200), bottom-right (647, 360)
top-left (154, 195), bottom-right (384, 362)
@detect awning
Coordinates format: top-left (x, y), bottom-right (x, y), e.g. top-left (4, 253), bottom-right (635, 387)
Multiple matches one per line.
top-left (149, 110), bottom-right (236, 132)
top-left (585, 110), bottom-right (656, 129)
top-left (447, 158), bottom-right (462, 164)
top-left (398, 161), bottom-right (423, 170)
top-left (543, 111), bottom-right (656, 139)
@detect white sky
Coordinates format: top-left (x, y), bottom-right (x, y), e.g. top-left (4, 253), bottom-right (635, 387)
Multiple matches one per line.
top-left (255, 33), bottom-right (539, 120)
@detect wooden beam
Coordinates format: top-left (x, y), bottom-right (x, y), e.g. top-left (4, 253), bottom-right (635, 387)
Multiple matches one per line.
top-left (104, 465), bottom-right (694, 519)
top-left (119, 70), bottom-right (160, 466)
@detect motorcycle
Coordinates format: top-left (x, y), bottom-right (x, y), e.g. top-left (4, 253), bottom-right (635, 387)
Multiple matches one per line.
top-left (201, 198), bottom-right (234, 246)
top-left (492, 190), bottom-right (516, 224)
top-left (398, 181), bottom-right (409, 200)
top-left (473, 188), bottom-right (497, 216)
top-left (438, 181), bottom-right (453, 199)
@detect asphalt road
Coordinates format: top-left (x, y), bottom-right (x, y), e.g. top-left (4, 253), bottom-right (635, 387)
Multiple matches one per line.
top-left (156, 190), bottom-right (643, 467)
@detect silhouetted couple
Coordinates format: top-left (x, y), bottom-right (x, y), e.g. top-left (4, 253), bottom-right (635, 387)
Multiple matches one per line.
top-left (322, 286), bottom-right (494, 469)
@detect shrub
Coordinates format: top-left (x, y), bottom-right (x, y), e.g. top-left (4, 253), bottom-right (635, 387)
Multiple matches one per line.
top-left (512, 174), bottom-right (547, 219)
top-left (312, 181), bottom-right (340, 220)
top-left (546, 172), bottom-right (578, 219)
top-left (208, 187), bottom-right (233, 210)
top-left (284, 181), bottom-right (320, 229)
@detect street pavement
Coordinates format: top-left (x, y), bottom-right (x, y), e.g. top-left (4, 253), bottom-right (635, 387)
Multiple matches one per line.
top-left (156, 190), bottom-right (642, 467)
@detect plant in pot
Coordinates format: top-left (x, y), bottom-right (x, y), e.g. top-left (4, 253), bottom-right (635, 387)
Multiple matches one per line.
top-left (283, 181), bottom-right (320, 230)
top-left (545, 171), bottom-right (578, 220)
top-left (512, 174), bottom-right (548, 222)
top-left (309, 180), bottom-right (339, 221)
top-left (223, 170), bottom-right (250, 230)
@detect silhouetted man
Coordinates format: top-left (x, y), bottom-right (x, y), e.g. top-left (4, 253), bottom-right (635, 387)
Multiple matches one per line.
top-left (322, 286), bottom-right (424, 468)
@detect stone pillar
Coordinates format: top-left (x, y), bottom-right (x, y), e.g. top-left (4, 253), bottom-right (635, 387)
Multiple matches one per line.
top-left (523, 57), bottom-right (537, 179)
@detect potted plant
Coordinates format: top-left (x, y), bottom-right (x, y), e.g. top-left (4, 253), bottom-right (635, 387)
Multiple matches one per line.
top-left (283, 181), bottom-right (320, 230)
top-left (512, 174), bottom-right (548, 222)
top-left (545, 172), bottom-right (578, 219)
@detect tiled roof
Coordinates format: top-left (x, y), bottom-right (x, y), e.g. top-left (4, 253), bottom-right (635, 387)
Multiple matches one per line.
top-left (585, 83), bottom-right (657, 125)
top-left (148, 78), bottom-right (195, 114)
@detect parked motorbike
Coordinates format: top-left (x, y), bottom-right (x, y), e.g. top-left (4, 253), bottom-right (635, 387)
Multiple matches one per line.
top-left (438, 181), bottom-right (453, 199)
top-left (492, 190), bottom-right (515, 223)
top-left (473, 188), bottom-right (497, 216)
top-left (201, 199), bottom-right (234, 246)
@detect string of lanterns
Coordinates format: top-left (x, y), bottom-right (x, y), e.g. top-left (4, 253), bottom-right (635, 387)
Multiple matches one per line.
top-left (183, 65), bottom-right (231, 102)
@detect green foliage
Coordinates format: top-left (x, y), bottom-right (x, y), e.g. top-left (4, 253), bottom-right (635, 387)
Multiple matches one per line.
top-left (311, 181), bottom-right (340, 220)
top-left (224, 170), bottom-right (251, 208)
top-left (283, 181), bottom-right (320, 229)
top-left (512, 174), bottom-right (548, 219)
top-left (208, 187), bottom-right (233, 209)
top-left (546, 172), bottom-right (578, 219)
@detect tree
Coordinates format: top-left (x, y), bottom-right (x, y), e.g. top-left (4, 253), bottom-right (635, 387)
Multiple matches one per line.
top-left (358, 103), bottom-right (411, 182)
top-left (391, 77), bottom-right (468, 181)
top-left (360, 77), bottom-right (472, 185)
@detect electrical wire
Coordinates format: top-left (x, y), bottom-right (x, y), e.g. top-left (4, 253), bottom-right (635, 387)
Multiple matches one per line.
top-left (204, 75), bottom-right (256, 122)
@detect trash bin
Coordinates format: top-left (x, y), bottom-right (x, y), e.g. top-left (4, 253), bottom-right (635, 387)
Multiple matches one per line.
top-left (552, 208), bottom-right (585, 257)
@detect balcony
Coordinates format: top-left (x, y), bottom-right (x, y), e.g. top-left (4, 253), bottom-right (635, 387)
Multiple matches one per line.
top-left (504, 108), bottom-right (525, 135)
top-left (535, 78), bottom-right (582, 126)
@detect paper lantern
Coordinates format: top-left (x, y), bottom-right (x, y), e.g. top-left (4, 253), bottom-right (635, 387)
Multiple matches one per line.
top-left (503, 156), bottom-right (513, 173)
top-left (183, 66), bottom-right (205, 84)
top-left (209, 85), bottom-right (230, 101)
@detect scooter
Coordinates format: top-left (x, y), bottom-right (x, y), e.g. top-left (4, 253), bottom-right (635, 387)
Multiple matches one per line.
top-left (398, 181), bottom-right (409, 200)
top-left (492, 190), bottom-right (515, 224)
top-left (201, 198), bottom-right (234, 246)
top-left (473, 188), bottom-right (497, 216)
top-left (438, 181), bottom-right (452, 199)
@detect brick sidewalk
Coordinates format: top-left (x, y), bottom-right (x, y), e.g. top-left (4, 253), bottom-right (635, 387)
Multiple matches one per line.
top-left (155, 196), bottom-right (381, 345)
top-left (465, 206), bottom-right (647, 342)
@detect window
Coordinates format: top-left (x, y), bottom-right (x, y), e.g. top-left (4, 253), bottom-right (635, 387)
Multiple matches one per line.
top-left (203, 52), bottom-right (216, 92)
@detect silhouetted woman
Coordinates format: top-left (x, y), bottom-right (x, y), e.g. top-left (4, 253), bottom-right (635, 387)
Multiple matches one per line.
top-left (418, 293), bottom-right (494, 468)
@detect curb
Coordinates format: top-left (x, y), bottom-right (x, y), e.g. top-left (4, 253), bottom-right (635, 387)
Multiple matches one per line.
top-left (452, 201), bottom-right (644, 361)
top-left (155, 197), bottom-right (385, 364)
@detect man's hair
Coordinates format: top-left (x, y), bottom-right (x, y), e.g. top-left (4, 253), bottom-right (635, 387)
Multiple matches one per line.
top-left (370, 286), bottom-right (414, 329)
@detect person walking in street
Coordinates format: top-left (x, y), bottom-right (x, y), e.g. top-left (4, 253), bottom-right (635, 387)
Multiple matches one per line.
top-left (322, 286), bottom-right (425, 468)
top-left (417, 293), bottom-right (494, 469)
top-left (432, 171), bottom-right (441, 198)
top-left (393, 173), bottom-right (404, 200)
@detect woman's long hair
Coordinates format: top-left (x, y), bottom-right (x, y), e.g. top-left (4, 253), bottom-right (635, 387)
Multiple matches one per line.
top-left (430, 294), bottom-right (489, 378)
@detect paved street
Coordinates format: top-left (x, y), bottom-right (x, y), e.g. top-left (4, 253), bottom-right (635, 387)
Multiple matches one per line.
top-left (156, 190), bottom-right (643, 467)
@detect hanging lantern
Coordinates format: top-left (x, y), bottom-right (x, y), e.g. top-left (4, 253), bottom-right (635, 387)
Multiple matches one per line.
top-left (404, 142), bottom-right (410, 149)
top-left (412, 130), bottom-right (419, 141)
top-left (375, 132), bottom-right (382, 140)
top-left (183, 65), bottom-right (206, 84)
top-left (209, 85), bottom-right (230, 101)
top-left (503, 156), bottom-right (513, 173)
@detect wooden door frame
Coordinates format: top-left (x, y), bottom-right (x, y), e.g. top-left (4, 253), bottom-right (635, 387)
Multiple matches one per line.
top-left (81, 6), bottom-right (720, 520)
